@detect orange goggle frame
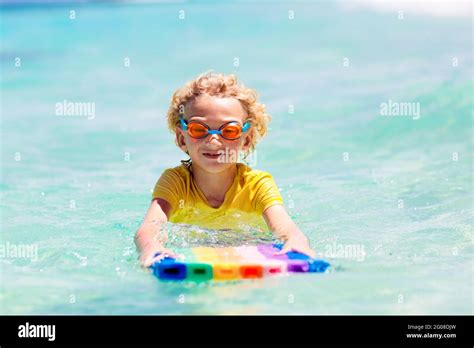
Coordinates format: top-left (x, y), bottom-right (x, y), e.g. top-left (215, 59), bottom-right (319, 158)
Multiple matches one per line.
top-left (179, 118), bottom-right (251, 140)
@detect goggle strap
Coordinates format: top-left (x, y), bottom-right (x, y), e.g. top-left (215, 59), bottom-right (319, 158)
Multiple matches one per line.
top-left (179, 118), bottom-right (188, 130)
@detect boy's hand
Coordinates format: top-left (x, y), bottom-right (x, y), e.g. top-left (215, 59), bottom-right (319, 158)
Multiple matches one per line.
top-left (263, 205), bottom-right (316, 259)
top-left (139, 245), bottom-right (178, 268)
top-left (275, 235), bottom-right (316, 259)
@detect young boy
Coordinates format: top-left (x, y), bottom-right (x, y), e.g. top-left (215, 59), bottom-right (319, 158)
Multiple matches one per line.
top-left (135, 72), bottom-right (316, 267)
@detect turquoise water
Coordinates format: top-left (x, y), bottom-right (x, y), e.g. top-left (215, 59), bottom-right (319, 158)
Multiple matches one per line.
top-left (0, 1), bottom-right (472, 314)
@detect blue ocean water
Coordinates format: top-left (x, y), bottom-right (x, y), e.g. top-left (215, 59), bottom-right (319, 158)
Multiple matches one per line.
top-left (0, 1), bottom-right (472, 314)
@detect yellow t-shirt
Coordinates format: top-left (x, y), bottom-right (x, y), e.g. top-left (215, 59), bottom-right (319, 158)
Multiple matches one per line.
top-left (151, 163), bottom-right (284, 230)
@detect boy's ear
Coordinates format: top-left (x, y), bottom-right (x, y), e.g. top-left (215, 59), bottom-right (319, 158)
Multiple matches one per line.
top-left (242, 131), bottom-right (253, 151)
top-left (175, 129), bottom-right (188, 153)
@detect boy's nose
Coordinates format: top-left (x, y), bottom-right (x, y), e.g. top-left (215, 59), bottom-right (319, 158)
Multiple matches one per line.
top-left (206, 134), bottom-right (222, 146)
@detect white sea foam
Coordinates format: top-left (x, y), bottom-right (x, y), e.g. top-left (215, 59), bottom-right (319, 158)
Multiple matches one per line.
top-left (338, 0), bottom-right (472, 18)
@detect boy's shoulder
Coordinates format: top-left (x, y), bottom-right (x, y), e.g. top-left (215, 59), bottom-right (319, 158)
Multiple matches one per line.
top-left (159, 164), bottom-right (191, 182)
top-left (237, 163), bottom-right (274, 183)
top-left (165, 163), bottom-right (190, 175)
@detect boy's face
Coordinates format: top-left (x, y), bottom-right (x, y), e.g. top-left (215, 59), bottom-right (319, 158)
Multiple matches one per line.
top-left (176, 94), bottom-right (252, 174)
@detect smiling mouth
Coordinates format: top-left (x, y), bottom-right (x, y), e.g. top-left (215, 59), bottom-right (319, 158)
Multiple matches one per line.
top-left (202, 152), bottom-right (222, 160)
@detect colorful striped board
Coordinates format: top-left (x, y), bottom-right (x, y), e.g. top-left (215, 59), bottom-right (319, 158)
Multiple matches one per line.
top-left (150, 243), bottom-right (330, 282)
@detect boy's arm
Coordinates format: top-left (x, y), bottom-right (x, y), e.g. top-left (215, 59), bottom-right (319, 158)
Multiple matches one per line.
top-left (135, 198), bottom-right (176, 267)
top-left (263, 204), bottom-right (316, 258)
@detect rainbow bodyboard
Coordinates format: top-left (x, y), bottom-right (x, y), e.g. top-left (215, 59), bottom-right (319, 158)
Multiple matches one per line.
top-left (150, 244), bottom-right (330, 282)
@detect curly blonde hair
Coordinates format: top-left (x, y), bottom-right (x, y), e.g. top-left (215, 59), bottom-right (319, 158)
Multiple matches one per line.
top-left (166, 72), bottom-right (271, 153)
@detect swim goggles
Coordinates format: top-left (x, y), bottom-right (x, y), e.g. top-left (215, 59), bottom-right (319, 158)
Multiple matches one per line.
top-left (179, 117), bottom-right (251, 140)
